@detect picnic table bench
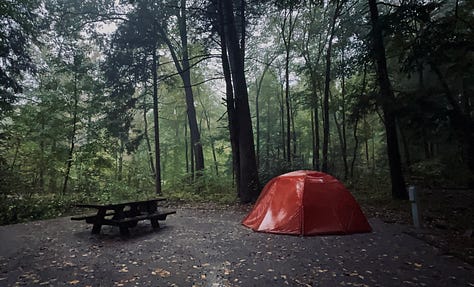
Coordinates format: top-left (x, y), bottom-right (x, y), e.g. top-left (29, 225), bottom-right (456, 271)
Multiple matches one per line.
top-left (71, 198), bottom-right (176, 235)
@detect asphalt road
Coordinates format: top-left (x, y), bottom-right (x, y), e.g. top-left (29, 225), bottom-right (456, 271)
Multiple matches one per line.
top-left (0, 208), bottom-right (472, 286)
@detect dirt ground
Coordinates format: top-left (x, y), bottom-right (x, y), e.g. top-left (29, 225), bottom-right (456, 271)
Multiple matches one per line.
top-left (357, 187), bottom-right (474, 265)
top-left (0, 207), bottom-right (473, 287)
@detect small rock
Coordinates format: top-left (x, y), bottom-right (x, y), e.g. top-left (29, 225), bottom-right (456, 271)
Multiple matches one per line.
top-left (463, 229), bottom-right (473, 238)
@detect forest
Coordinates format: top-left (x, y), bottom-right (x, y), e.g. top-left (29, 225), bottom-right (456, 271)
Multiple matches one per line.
top-left (0, 0), bottom-right (473, 224)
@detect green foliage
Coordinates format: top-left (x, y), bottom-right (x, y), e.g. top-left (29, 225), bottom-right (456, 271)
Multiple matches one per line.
top-left (163, 171), bottom-right (237, 204)
top-left (0, 192), bottom-right (84, 225)
top-left (0, 0), bottom-right (40, 116)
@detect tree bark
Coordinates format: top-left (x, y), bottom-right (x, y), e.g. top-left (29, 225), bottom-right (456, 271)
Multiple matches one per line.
top-left (217, 0), bottom-right (240, 191)
top-left (255, 55), bottom-right (276, 168)
top-left (280, 5), bottom-right (298, 164)
top-left (143, 95), bottom-right (156, 178)
top-left (368, 0), bottom-right (407, 199)
top-left (312, 72), bottom-right (321, 171)
top-left (151, 49), bottom-right (162, 195)
top-left (351, 117), bottom-right (359, 178)
top-left (198, 93), bottom-right (219, 175)
top-left (340, 51), bottom-right (348, 179)
top-left (62, 70), bottom-right (78, 195)
top-left (322, 0), bottom-right (341, 173)
top-left (158, 0), bottom-right (204, 174)
top-left (221, 0), bottom-right (259, 203)
top-left (351, 64), bottom-right (367, 178)
top-left (184, 117), bottom-right (189, 174)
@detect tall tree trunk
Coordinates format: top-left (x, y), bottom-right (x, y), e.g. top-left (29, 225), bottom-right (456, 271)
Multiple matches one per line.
top-left (301, 3), bottom-right (325, 171)
top-left (62, 72), bottom-right (78, 195)
top-left (398, 121), bottom-right (411, 168)
top-left (239, 0), bottom-right (246, 65)
top-left (312, 73), bottom-right (321, 171)
top-left (39, 120), bottom-right (45, 192)
top-left (368, 0), bottom-right (407, 199)
top-left (198, 93), bottom-right (219, 175)
top-left (280, 81), bottom-right (285, 160)
top-left (159, 0), bottom-right (204, 174)
top-left (290, 101), bottom-right (297, 159)
top-left (322, 0), bottom-right (342, 172)
top-left (217, 0), bottom-right (240, 191)
top-left (266, 96), bottom-right (271, 170)
top-left (351, 64), bottom-right (367, 178)
top-left (222, 0), bottom-right (259, 202)
top-left (281, 6), bottom-right (298, 164)
top-left (255, 77), bottom-right (261, 168)
top-left (143, 96), bottom-right (156, 178)
top-left (118, 139), bottom-right (124, 181)
top-left (255, 55), bottom-right (276, 168)
top-left (152, 49), bottom-right (162, 195)
top-left (430, 62), bottom-right (474, 186)
top-left (351, 117), bottom-right (359, 178)
top-left (179, 0), bottom-right (204, 173)
top-left (184, 117), bottom-right (189, 174)
top-left (340, 51), bottom-right (348, 179)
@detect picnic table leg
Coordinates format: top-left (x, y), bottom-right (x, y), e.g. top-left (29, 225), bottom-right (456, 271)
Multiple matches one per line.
top-left (150, 218), bottom-right (160, 229)
top-left (119, 224), bottom-right (130, 236)
top-left (92, 224), bottom-right (102, 234)
top-left (91, 209), bottom-right (107, 234)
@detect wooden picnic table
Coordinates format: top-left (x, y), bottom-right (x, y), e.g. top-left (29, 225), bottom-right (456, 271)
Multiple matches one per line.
top-left (71, 198), bottom-right (176, 235)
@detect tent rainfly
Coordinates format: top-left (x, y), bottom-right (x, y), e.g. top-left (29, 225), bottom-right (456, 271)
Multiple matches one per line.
top-left (242, 170), bottom-right (372, 235)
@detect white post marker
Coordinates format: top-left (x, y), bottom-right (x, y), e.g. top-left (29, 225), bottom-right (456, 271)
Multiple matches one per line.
top-left (409, 185), bottom-right (421, 228)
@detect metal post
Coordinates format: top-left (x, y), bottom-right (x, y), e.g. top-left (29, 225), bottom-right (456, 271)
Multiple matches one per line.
top-left (408, 185), bottom-right (421, 228)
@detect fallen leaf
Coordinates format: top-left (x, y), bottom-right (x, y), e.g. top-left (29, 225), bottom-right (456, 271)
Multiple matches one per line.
top-left (69, 280), bottom-right (80, 285)
top-left (151, 268), bottom-right (171, 277)
top-left (118, 267), bottom-right (128, 273)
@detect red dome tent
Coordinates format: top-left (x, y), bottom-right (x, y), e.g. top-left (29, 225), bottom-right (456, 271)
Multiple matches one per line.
top-left (242, 170), bottom-right (371, 235)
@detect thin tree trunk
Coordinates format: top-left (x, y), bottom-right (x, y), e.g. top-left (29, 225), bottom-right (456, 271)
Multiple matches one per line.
top-left (430, 62), bottom-right (474, 186)
top-left (152, 48), bottom-right (162, 195)
top-left (143, 96), bottom-right (156, 178)
top-left (10, 138), bottom-right (20, 171)
top-left (351, 117), bottom-right (359, 178)
top-left (322, 0), bottom-right (342, 172)
top-left (118, 139), bottom-right (123, 181)
top-left (301, 3), bottom-right (325, 171)
top-left (291, 101), bottom-right (297, 159)
top-left (62, 72), bottom-right (79, 195)
top-left (158, 0), bottom-right (204, 174)
top-left (255, 55), bottom-right (277, 168)
top-left (198, 93), bottom-right (219, 175)
top-left (351, 64), bottom-right (367, 178)
top-left (266, 96), bottom-right (271, 170)
top-left (340, 51), bottom-right (348, 179)
top-left (184, 117), bottom-right (189, 174)
top-left (280, 81), bottom-right (285, 160)
top-left (398, 121), bottom-right (411, 168)
top-left (255, 78), bottom-right (261, 168)
top-left (312, 74), bottom-right (321, 171)
top-left (368, 0), bottom-right (407, 199)
top-left (281, 6), bottom-right (298, 164)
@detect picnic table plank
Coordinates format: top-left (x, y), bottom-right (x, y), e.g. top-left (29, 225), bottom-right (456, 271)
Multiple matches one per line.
top-left (71, 198), bottom-right (175, 235)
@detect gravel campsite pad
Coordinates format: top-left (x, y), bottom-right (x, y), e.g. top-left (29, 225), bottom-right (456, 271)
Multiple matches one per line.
top-left (0, 207), bottom-right (472, 287)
